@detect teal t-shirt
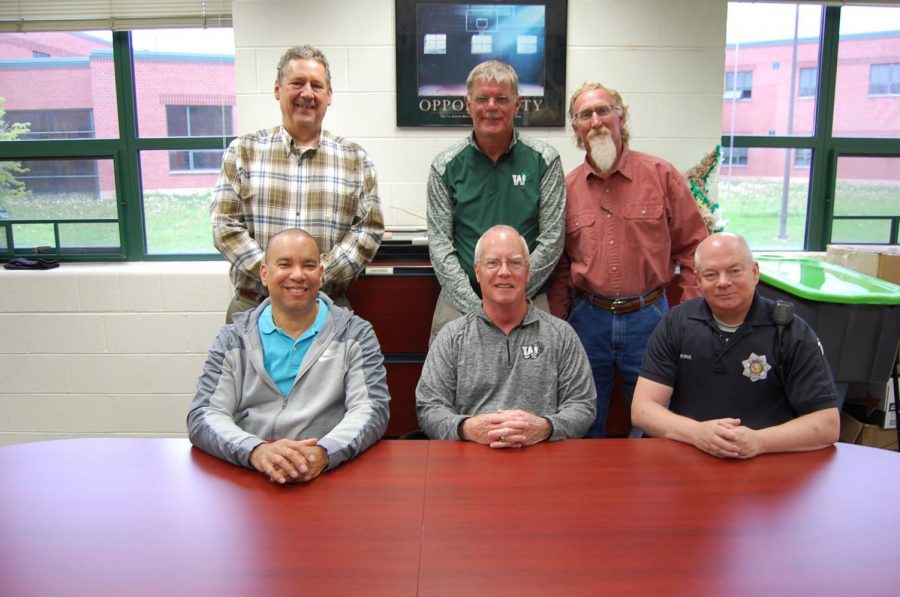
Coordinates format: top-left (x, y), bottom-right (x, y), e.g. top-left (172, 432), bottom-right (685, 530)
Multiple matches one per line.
top-left (258, 299), bottom-right (329, 396)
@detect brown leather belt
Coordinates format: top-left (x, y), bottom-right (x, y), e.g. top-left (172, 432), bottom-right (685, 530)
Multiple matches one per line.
top-left (576, 287), bottom-right (664, 314)
top-left (237, 288), bottom-right (265, 304)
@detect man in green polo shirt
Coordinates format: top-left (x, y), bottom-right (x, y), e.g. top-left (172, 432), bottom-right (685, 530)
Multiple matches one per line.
top-left (426, 60), bottom-right (565, 343)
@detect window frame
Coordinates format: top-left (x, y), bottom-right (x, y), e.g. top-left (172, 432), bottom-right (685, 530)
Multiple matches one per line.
top-left (724, 69), bottom-right (753, 100)
top-left (798, 66), bottom-right (817, 98)
top-left (868, 62), bottom-right (900, 96)
top-left (793, 147), bottom-right (813, 168)
top-left (0, 31), bottom-right (233, 261)
top-left (721, 5), bottom-right (900, 249)
top-left (165, 104), bottom-right (233, 173)
top-left (722, 146), bottom-right (749, 167)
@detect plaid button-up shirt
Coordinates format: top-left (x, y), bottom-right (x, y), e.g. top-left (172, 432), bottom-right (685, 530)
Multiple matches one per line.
top-left (211, 126), bottom-right (384, 299)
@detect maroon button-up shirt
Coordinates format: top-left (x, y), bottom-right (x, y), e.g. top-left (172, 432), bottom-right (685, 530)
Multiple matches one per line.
top-left (548, 147), bottom-right (708, 318)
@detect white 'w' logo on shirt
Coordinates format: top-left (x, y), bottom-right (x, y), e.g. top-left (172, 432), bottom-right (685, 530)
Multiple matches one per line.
top-left (521, 343), bottom-right (544, 359)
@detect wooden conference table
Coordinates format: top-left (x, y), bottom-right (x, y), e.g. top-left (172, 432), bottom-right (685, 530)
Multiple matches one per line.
top-left (1, 438), bottom-right (898, 596)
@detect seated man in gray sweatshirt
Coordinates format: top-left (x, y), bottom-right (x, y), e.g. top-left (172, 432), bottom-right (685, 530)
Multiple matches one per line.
top-left (416, 225), bottom-right (596, 447)
top-left (188, 228), bottom-right (390, 484)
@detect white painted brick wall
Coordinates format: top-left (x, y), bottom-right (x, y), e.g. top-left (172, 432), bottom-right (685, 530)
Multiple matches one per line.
top-left (0, 263), bottom-right (231, 445)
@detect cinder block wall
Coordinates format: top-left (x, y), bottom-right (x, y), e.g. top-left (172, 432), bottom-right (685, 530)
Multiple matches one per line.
top-left (0, 263), bottom-right (230, 445)
top-left (0, 0), bottom-right (726, 444)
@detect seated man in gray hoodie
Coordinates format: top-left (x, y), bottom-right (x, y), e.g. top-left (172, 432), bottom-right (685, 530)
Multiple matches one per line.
top-left (188, 228), bottom-right (390, 484)
top-left (416, 225), bottom-right (596, 447)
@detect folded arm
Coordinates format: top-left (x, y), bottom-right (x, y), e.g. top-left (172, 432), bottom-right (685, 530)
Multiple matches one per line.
top-left (632, 377), bottom-right (840, 458)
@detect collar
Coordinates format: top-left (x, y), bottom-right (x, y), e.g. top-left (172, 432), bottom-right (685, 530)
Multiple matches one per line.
top-left (468, 128), bottom-right (518, 157)
top-left (279, 126), bottom-right (322, 156)
top-left (475, 299), bottom-right (540, 330)
top-left (258, 304), bottom-right (279, 335)
top-left (258, 298), bottom-right (328, 340)
top-left (693, 291), bottom-right (770, 329)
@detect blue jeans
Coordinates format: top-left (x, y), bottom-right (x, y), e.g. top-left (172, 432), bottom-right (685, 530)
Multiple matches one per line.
top-left (568, 293), bottom-right (669, 438)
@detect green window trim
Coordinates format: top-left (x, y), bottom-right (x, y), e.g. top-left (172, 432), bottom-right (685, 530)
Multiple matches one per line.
top-left (0, 31), bottom-right (234, 262)
top-left (721, 6), bottom-right (900, 250)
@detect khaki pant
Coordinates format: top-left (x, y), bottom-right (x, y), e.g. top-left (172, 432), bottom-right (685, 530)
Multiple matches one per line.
top-left (428, 288), bottom-right (550, 347)
top-left (225, 292), bottom-right (260, 324)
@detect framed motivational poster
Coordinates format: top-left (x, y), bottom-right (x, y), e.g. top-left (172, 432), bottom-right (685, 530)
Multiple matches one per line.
top-left (395, 0), bottom-right (568, 126)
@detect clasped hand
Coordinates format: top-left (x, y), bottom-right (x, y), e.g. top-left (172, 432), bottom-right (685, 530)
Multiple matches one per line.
top-left (249, 438), bottom-right (329, 484)
top-left (692, 418), bottom-right (763, 459)
top-left (461, 409), bottom-right (551, 448)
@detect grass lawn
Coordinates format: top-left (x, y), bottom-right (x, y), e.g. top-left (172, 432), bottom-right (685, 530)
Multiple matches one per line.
top-left (2, 178), bottom-right (897, 254)
top-left (1, 191), bottom-right (217, 254)
top-left (143, 192), bottom-right (216, 254)
top-left (716, 177), bottom-right (899, 249)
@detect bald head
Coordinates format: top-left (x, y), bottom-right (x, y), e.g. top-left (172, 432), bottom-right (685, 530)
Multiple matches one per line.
top-left (265, 228), bottom-right (319, 265)
top-left (695, 232), bottom-right (759, 325)
top-left (474, 225), bottom-right (530, 266)
top-left (695, 232), bottom-right (753, 272)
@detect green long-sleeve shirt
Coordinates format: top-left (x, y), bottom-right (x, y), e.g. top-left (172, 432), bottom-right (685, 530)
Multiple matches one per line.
top-left (427, 131), bottom-right (566, 313)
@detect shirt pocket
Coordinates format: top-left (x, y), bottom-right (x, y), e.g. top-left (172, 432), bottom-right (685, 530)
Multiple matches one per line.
top-left (247, 174), bottom-right (291, 212)
top-left (565, 213), bottom-right (598, 265)
top-left (623, 203), bottom-right (666, 253)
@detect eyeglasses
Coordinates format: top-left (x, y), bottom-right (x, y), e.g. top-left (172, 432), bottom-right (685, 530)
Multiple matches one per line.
top-left (574, 104), bottom-right (618, 122)
top-left (477, 257), bottom-right (528, 272)
top-left (471, 95), bottom-right (513, 106)
top-left (287, 80), bottom-right (328, 94)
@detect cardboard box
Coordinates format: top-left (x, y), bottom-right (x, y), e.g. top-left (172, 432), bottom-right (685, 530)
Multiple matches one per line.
top-left (826, 244), bottom-right (900, 286)
top-left (880, 379), bottom-right (898, 429)
top-left (844, 393), bottom-right (896, 430)
top-left (840, 411), bottom-right (899, 451)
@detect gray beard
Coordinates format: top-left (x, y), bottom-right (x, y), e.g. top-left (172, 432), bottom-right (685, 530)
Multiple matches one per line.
top-left (588, 132), bottom-right (617, 174)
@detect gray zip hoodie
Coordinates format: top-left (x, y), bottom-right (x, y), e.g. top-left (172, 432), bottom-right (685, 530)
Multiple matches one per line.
top-left (187, 293), bottom-right (390, 470)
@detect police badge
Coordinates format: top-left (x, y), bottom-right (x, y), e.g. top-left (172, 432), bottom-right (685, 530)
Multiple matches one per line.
top-left (741, 353), bottom-right (772, 382)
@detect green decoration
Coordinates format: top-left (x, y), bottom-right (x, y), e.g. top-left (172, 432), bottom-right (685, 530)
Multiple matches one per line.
top-left (684, 145), bottom-right (726, 234)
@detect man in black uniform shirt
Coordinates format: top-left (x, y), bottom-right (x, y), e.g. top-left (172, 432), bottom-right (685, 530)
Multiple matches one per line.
top-left (632, 232), bottom-right (839, 459)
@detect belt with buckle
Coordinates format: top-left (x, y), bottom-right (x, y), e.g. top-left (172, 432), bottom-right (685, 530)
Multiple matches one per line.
top-left (237, 288), bottom-right (265, 304)
top-left (576, 287), bottom-right (664, 314)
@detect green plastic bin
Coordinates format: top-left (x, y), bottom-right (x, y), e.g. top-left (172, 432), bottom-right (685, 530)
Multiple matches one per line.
top-left (755, 254), bottom-right (900, 383)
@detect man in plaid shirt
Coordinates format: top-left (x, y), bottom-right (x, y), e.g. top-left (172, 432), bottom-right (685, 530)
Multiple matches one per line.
top-left (212, 45), bottom-right (384, 322)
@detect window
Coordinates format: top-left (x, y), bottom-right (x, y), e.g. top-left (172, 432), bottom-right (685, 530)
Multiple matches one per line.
top-left (14, 158), bottom-right (100, 195)
top-left (721, 2), bottom-right (900, 250)
top-left (166, 105), bottom-right (232, 172)
top-left (6, 109), bottom-right (95, 140)
top-left (832, 156), bottom-right (900, 243)
top-left (869, 63), bottom-right (900, 95)
top-left (722, 146), bottom-right (748, 167)
top-left (423, 34), bottom-right (446, 55)
top-left (0, 28), bottom-right (235, 259)
top-left (794, 148), bottom-right (812, 168)
top-left (471, 34), bottom-right (492, 54)
top-left (799, 67), bottom-right (817, 98)
top-left (517, 35), bottom-right (537, 54)
top-left (724, 70), bottom-right (753, 99)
